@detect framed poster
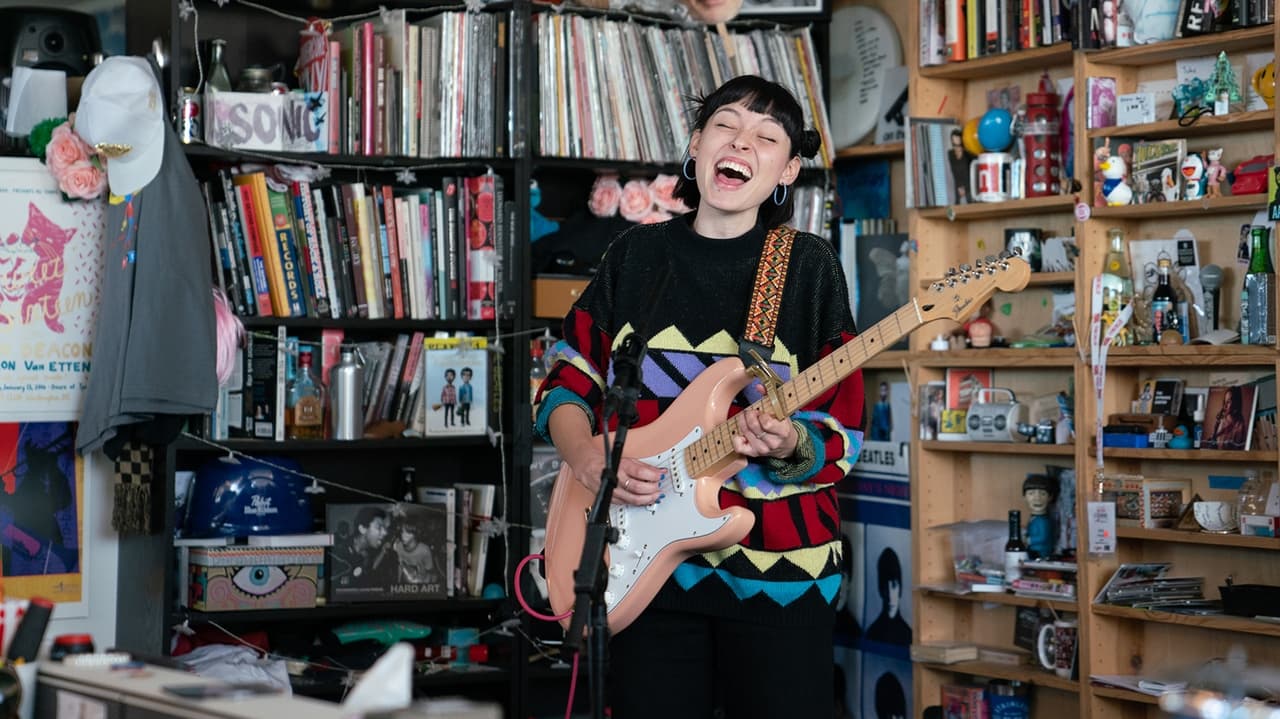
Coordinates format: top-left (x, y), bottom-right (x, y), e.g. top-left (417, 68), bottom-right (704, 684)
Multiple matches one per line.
top-left (0, 158), bottom-right (105, 422)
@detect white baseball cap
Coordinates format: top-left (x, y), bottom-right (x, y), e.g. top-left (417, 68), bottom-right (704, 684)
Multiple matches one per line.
top-left (74, 56), bottom-right (165, 196)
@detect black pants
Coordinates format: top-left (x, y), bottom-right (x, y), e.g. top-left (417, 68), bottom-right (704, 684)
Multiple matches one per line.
top-left (607, 608), bottom-right (835, 719)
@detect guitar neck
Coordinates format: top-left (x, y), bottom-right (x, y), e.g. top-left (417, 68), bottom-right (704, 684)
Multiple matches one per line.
top-left (685, 301), bottom-right (924, 477)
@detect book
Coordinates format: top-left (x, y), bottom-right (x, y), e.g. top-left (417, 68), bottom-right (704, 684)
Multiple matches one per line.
top-left (416, 487), bottom-right (457, 598)
top-left (940, 684), bottom-right (986, 719)
top-left (1251, 374), bottom-right (1277, 451)
top-left (1202, 384), bottom-right (1258, 450)
top-left (422, 336), bottom-right (489, 436)
top-left (1093, 562), bottom-right (1171, 604)
top-left (455, 482), bottom-right (496, 597)
top-left (1086, 76), bottom-right (1116, 129)
top-left (327, 500), bottom-right (451, 602)
top-left (910, 641), bottom-right (978, 664)
top-left (944, 368), bottom-right (994, 411)
top-left (1130, 138), bottom-right (1185, 204)
top-left (1149, 378), bottom-right (1185, 417)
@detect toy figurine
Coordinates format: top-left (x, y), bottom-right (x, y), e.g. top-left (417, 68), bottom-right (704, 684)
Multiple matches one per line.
top-left (1100, 153), bottom-right (1133, 206)
top-left (1182, 152), bottom-right (1206, 200)
top-left (1203, 148), bottom-right (1228, 198)
top-left (1022, 473), bottom-right (1060, 558)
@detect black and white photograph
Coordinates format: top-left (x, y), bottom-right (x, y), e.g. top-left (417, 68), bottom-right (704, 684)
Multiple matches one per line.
top-left (327, 502), bottom-right (450, 602)
top-left (737, 0), bottom-right (827, 16)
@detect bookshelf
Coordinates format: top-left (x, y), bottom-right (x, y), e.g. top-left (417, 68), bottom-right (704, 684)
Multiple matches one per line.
top-left (113, 0), bottom-right (841, 715)
top-left (906, 3), bottom-right (1280, 716)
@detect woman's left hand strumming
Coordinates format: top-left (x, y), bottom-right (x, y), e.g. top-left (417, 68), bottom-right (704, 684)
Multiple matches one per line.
top-left (733, 408), bottom-right (799, 459)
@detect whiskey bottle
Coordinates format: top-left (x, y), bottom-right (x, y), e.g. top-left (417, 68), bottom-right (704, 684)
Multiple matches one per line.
top-left (286, 348), bottom-right (326, 440)
top-left (1151, 258), bottom-right (1181, 343)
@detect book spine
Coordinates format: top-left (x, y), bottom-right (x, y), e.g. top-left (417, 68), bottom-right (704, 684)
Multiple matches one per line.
top-left (294, 181), bottom-right (331, 318)
top-left (266, 186), bottom-right (308, 317)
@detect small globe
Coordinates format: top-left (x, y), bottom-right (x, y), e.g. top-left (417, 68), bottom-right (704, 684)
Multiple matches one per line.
top-left (977, 108), bottom-right (1014, 152)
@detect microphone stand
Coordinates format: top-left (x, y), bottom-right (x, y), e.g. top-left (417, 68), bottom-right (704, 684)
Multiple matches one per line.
top-left (563, 334), bottom-right (646, 719)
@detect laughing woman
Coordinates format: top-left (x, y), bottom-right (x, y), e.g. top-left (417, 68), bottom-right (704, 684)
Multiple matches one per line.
top-left (535, 75), bottom-right (865, 719)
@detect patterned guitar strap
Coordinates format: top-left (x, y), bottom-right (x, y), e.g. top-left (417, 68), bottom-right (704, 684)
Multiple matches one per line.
top-left (739, 225), bottom-right (797, 371)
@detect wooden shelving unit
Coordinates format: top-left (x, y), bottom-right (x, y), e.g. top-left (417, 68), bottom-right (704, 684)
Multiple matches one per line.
top-left (918, 660), bottom-right (1080, 693)
top-left (1088, 110), bottom-right (1274, 140)
top-left (1088, 193), bottom-right (1267, 218)
top-left (1115, 526), bottom-right (1280, 550)
top-left (904, 14), bottom-right (1280, 719)
top-left (835, 141), bottom-right (905, 160)
top-left (917, 195), bottom-right (1076, 221)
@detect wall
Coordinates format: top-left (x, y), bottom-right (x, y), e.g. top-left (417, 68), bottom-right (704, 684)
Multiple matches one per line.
top-left (0, 0), bottom-right (125, 652)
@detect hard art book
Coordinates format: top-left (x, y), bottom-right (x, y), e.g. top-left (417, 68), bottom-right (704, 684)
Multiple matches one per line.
top-left (327, 500), bottom-right (452, 602)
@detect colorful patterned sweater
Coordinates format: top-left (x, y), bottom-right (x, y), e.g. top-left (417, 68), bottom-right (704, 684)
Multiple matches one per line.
top-left (534, 216), bottom-right (864, 628)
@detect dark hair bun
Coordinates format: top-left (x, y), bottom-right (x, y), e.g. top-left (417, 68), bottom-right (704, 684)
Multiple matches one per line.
top-left (798, 128), bottom-right (821, 159)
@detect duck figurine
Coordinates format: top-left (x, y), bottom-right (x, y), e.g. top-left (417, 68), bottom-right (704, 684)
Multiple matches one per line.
top-left (1101, 154), bottom-right (1133, 206)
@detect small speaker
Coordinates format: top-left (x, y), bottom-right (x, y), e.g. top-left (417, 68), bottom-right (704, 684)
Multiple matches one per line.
top-left (0, 7), bottom-right (101, 77)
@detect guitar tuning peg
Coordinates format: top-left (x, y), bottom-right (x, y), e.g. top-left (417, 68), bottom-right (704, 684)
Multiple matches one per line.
top-left (1001, 249), bottom-right (1015, 259)
top-left (945, 267), bottom-right (957, 276)
top-left (985, 255), bottom-right (997, 264)
top-left (960, 263), bottom-right (972, 272)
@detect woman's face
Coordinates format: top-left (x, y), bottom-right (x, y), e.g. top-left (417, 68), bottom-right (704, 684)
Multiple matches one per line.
top-left (680, 0), bottom-right (744, 23)
top-left (688, 101), bottom-right (800, 221)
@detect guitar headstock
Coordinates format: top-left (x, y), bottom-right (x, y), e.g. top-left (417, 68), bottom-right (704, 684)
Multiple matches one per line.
top-left (918, 252), bottom-right (1033, 324)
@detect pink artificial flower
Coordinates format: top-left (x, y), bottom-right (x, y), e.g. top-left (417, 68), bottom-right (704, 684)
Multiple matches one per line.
top-left (649, 174), bottom-right (689, 213)
top-left (58, 160), bottom-right (106, 200)
top-left (46, 123), bottom-right (91, 175)
top-left (619, 179), bottom-right (652, 222)
top-left (588, 174), bottom-right (622, 218)
top-left (638, 208), bottom-right (673, 225)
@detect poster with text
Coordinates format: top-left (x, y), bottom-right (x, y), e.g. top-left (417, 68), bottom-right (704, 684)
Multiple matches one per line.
top-left (835, 439), bottom-right (912, 719)
top-left (0, 158), bottom-right (105, 421)
top-left (0, 422), bottom-right (81, 603)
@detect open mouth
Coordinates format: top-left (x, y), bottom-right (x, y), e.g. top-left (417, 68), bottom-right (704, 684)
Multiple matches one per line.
top-left (715, 159), bottom-right (752, 186)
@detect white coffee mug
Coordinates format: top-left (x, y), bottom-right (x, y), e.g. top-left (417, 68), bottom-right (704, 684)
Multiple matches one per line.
top-left (1037, 618), bottom-right (1078, 679)
top-left (970, 152), bottom-right (1014, 202)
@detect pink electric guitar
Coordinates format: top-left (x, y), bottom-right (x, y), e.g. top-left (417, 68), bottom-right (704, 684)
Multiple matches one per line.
top-left (543, 254), bottom-right (1031, 633)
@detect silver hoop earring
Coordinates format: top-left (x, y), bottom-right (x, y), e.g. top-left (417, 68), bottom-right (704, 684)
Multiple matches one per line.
top-left (682, 157), bottom-right (696, 181)
top-left (773, 183), bottom-right (789, 206)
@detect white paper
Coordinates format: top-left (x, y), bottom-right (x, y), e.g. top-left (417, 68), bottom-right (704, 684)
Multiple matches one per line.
top-left (4, 66), bottom-right (67, 136)
top-left (1116, 93), bottom-right (1156, 126)
top-left (1088, 501), bottom-right (1117, 555)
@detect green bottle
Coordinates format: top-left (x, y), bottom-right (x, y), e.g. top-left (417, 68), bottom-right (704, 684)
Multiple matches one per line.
top-left (1245, 225), bottom-right (1275, 345)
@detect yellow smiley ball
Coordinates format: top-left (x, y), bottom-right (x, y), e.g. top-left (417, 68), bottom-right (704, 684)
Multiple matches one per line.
top-left (962, 118), bottom-right (984, 156)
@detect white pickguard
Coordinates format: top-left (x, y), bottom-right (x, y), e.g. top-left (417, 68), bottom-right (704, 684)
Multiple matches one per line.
top-left (601, 425), bottom-right (732, 611)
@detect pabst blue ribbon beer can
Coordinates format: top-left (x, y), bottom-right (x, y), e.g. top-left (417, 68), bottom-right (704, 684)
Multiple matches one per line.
top-left (179, 87), bottom-right (202, 143)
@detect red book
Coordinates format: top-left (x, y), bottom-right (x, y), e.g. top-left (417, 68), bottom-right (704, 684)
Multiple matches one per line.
top-left (464, 174), bottom-right (497, 320)
top-left (360, 21), bottom-right (377, 156)
top-left (381, 185), bottom-right (404, 318)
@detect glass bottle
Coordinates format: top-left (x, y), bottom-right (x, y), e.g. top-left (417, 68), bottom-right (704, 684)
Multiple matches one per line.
top-left (1151, 258), bottom-right (1180, 343)
top-left (1004, 510), bottom-right (1028, 586)
top-left (1101, 228), bottom-right (1134, 345)
top-left (286, 349), bottom-right (326, 439)
top-left (206, 39), bottom-right (233, 93)
top-left (1245, 225), bottom-right (1276, 345)
top-left (401, 466), bottom-right (418, 503)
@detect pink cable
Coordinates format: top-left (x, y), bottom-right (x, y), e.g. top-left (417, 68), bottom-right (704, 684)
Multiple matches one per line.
top-left (515, 553), bottom-right (572, 622)
top-left (565, 651), bottom-right (581, 719)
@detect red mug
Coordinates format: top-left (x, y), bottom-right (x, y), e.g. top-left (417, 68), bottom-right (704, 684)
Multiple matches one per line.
top-left (970, 152), bottom-right (1014, 202)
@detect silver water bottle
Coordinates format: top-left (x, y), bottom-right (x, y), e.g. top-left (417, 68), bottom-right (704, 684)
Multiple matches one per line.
top-left (330, 348), bottom-right (364, 440)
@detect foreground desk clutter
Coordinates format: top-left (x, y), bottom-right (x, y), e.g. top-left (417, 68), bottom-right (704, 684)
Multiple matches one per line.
top-left (36, 660), bottom-right (349, 719)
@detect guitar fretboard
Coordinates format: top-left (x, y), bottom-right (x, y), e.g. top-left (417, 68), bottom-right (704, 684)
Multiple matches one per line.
top-left (684, 301), bottom-right (924, 478)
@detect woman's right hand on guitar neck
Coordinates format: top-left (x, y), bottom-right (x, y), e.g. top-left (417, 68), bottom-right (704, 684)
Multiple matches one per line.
top-left (548, 405), bottom-right (663, 506)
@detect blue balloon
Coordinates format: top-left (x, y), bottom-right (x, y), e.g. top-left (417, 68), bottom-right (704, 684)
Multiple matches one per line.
top-left (977, 108), bottom-right (1014, 152)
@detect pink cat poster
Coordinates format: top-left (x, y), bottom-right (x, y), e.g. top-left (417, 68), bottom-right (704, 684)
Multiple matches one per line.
top-left (0, 158), bottom-right (105, 422)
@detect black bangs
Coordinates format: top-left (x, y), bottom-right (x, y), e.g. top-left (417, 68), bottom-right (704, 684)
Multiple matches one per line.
top-left (693, 76), bottom-right (805, 156)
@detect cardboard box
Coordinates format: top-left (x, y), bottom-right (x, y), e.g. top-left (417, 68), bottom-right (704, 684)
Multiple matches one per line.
top-left (188, 546), bottom-right (324, 611)
top-left (533, 275), bottom-right (590, 319)
top-left (205, 90), bottom-right (329, 153)
top-left (1098, 475), bottom-right (1192, 528)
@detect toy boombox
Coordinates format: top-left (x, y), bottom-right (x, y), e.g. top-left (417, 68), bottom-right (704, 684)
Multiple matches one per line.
top-left (966, 388), bottom-right (1029, 442)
